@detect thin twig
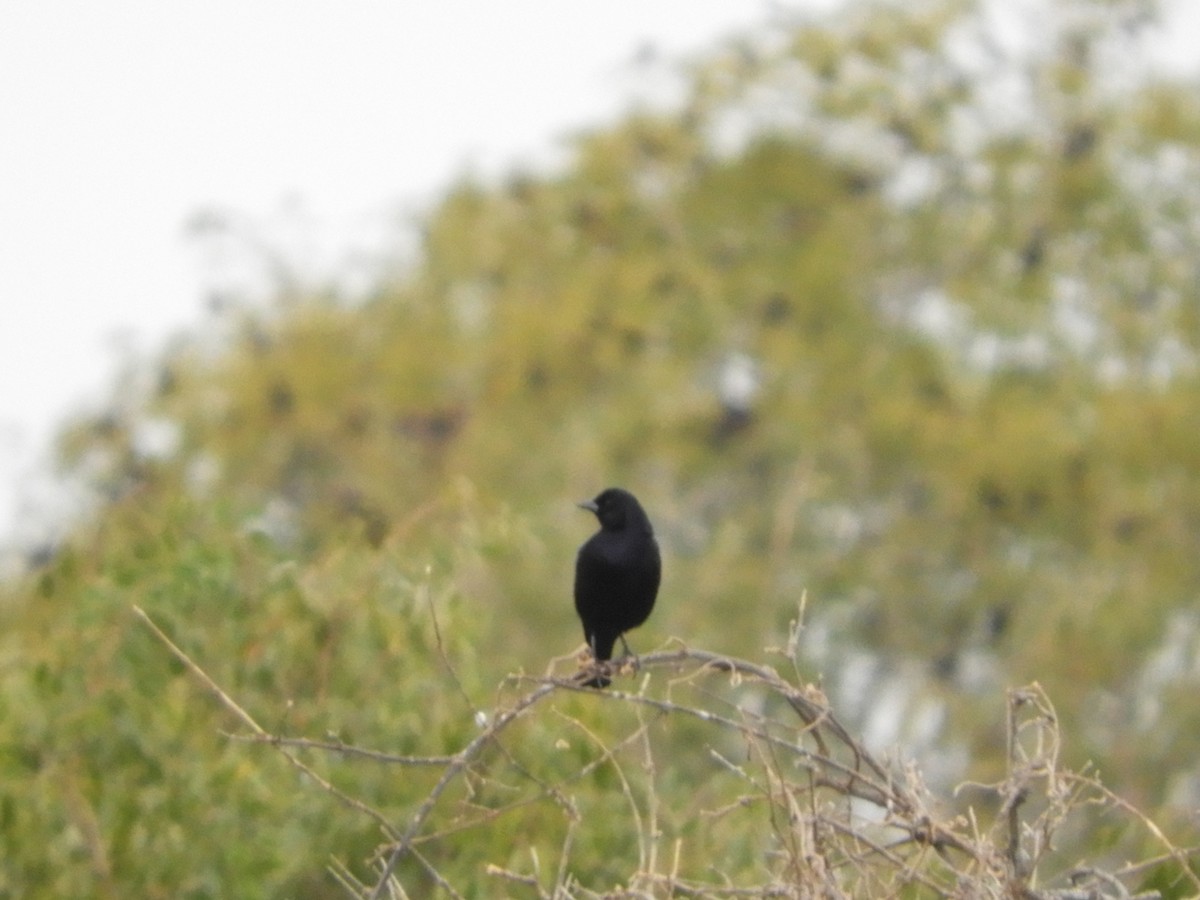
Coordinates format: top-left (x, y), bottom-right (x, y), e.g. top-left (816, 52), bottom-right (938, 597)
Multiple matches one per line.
top-left (222, 731), bottom-right (454, 765)
top-left (131, 605), bottom-right (396, 834)
top-left (136, 611), bottom-right (1197, 898)
top-left (368, 681), bottom-right (558, 899)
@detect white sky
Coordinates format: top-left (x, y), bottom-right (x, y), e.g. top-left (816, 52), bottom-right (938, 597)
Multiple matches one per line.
top-left (0, 0), bottom-right (822, 551)
top-left (0, 0), bottom-right (1196, 556)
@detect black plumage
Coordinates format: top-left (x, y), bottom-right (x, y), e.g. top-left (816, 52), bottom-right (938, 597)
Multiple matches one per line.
top-left (573, 487), bottom-right (661, 688)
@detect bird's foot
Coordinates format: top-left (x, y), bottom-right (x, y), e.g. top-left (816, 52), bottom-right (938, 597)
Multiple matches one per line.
top-left (576, 659), bottom-right (612, 689)
top-left (615, 653), bottom-right (641, 678)
top-left (615, 634), bottom-right (641, 677)
top-left (573, 644), bottom-right (613, 688)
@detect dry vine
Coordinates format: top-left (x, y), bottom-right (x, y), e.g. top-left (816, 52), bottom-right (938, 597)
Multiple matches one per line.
top-left (133, 605), bottom-right (1198, 898)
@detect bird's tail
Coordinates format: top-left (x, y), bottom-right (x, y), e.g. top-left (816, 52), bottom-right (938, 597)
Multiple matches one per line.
top-left (582, 633), bottom-right (619, 689)
top-left (592, 632), bottom-right (618, 663)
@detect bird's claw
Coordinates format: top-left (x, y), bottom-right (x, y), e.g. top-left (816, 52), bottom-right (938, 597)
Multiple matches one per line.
top-left (574, 657), bottom-right (613, 689)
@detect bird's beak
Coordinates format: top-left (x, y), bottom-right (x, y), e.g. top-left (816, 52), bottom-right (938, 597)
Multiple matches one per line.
top-left (577, 499), bottom-right (599, 513)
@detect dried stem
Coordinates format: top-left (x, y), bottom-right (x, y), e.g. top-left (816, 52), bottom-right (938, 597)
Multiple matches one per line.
top-left (135, 608), bottom-right (1195, 899)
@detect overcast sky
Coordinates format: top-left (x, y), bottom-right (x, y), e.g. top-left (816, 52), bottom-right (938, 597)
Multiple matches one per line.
top-left (1, 1), bottom-right (826, 550)
top-left (0, 0), bottom-right (1196, 556)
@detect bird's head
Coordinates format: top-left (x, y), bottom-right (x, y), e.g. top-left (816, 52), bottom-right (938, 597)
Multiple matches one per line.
top-left (578, 487), bottom-right (650, 533)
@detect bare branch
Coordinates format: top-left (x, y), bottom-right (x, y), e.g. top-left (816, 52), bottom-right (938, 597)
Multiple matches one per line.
top-left (132, 605), bottom-right (396, 834)
top-left (136, 610), bottom-right (1194, 899)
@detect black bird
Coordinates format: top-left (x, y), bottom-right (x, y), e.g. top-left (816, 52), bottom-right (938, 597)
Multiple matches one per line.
top-left (574, 487), bottom-right (661, 688)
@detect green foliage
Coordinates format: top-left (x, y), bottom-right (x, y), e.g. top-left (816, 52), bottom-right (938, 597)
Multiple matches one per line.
top-left (3, 0), bottom-right (1200, 893)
